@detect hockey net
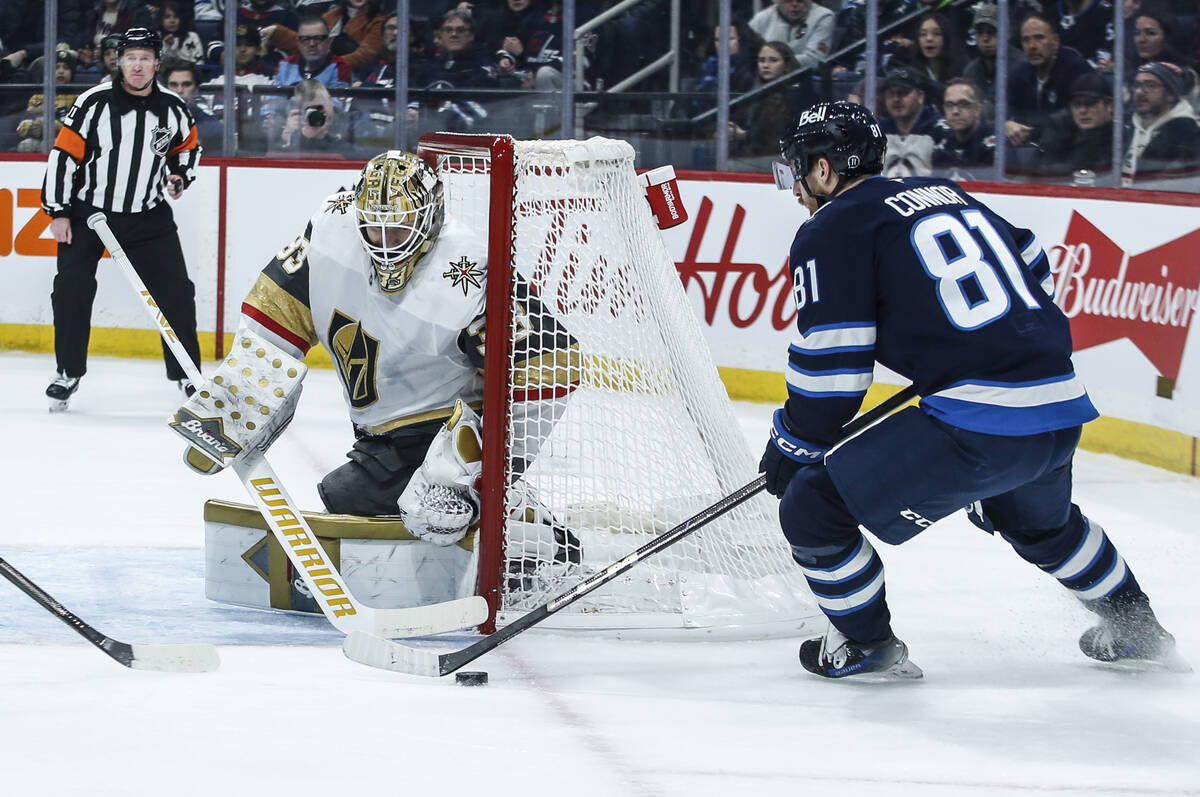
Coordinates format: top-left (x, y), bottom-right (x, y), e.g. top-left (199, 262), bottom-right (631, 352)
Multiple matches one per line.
top-left (417, 133), bottom-right (814, 634)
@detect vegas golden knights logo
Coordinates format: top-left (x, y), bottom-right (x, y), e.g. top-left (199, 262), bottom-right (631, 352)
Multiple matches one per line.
top-left (329, 310), bottom-right (380, 408)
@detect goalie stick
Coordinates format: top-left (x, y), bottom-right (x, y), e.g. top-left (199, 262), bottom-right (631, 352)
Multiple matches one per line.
top-left (342, 384), bottom-right (921, 677)
top-left (0, 556), bottom-right (220, 672)
top-left (87, 212), bottom-right (489, 639)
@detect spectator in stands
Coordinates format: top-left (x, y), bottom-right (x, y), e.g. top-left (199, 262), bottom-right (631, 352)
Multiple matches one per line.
top-left (748, 0), bottom-right (834, 72)
top-left (274, 16), bottom-right (351, 87)
top-left (15, 46), bottom-right (80, 152)
top-left (1, 0), bottom-right (82, 65)
top-left (13, 47), bottom-right (78, 151)
top-left (423, 9), bottom-right (497, 89)
top-left (270, 0), bottom-right (385, 73)
top-left (695, 20), bottom-right (764, 97)
top-left (831, 0), bottom-right (917, 76)
top-left (159, 1), bottom-right (203, 64)
top-left (1005, 13), bottom-right (1092, 147)
top-left (908, 12), bottom-right (968, 102)
top-left (1031, 71), bottom-right (1115, 178)
top-left (1132, 7), bottom-right (1187, 66)
top-left (1049, 0), bottom-right (1117, 68)
top-left (494, 0), bottom-right (569, 90)
top-left (933, 77), bottom-right (995, 171)
top-left (203, 24), bottom-right (274, 84)
top-left (295, 0), bottom-right (338, 17)
top-left (729, 41), bottom-right (803, 157)
top-left (879, 65), bottom-right (944, 176)
top-left (357, 12), bottom-right (398, 86)
top-left (72, 31), bottom-right (121, 84)
top-left (1, 41), bottom-right (33, 85)
top-left (84, 0), bottom-right (134, 53)
top-left (271, 77), bottom-right (347, 157)
top-left (164, 59), bottom-right (222, 150)
top-left (243, 0), bottom-right (300, 58)
top-left (962, 4), bottom-right (1021, 122)
top-left (1122, 61), bottom-right (1200, 184)
top-left (193, 0), bottom-right (224, 46)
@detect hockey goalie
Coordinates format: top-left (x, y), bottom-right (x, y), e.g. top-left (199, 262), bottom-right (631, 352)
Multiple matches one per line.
top-left (176, 150), bottom-right (578, 614)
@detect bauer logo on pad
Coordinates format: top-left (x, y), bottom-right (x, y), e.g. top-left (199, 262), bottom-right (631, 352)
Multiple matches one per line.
top-left (169, 409), bottom-right (243, 462)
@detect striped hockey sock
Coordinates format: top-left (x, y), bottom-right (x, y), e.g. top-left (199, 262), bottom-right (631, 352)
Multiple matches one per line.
top-left (797, 535), bottom-right (891, 643)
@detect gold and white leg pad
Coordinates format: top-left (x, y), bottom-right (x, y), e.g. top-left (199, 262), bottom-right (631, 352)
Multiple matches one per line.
top-left (397, 400), bottom-right (483, 546)
top-left (203, 499), bottom-right (478, 615)
top-left (168, 326), bottom-right (308, 474)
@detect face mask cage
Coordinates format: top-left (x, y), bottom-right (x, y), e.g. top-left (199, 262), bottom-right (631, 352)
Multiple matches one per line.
top-left (355, 200), bottom-right (437, 292)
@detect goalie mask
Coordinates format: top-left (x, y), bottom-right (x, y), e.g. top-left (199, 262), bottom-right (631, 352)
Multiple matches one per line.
top-left (354, 151), bottom-right (445, 293)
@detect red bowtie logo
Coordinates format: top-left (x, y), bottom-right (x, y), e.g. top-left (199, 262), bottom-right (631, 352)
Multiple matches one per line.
top-left (1050, 211), bottom-right (1200, 382)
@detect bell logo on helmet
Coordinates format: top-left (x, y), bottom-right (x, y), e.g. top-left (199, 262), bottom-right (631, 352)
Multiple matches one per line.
top-left (797, 106), bottom-right (828, 126)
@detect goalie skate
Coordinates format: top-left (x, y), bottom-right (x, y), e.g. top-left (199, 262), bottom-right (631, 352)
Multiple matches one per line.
top-left (799, 625), bottom-right (923, 681)
top-left (46, 373), bottom-right (81, 413)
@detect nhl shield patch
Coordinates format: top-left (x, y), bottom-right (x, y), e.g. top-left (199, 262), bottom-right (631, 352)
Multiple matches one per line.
top-left (151, 126), bottom-right (172, 157)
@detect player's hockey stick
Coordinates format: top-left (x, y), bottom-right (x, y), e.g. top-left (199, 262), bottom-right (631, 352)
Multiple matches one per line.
top-left (0, 556), bottom-right (220, 672)
top-left (343, 384), bottom-right (921, 676)
top-left (87, 212), bottom-right (489, 638)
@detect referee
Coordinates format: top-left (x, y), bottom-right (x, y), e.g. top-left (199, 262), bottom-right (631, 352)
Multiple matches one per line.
top-left (40, 27), bottom-right (203, 410)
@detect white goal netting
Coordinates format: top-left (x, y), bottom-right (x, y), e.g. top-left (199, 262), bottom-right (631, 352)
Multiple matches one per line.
top-left (425, 135), bottom-right (815, 633)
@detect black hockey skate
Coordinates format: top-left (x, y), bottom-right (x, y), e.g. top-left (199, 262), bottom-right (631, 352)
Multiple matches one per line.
top-left (799, 625), bottom-right (923, 680)
top-left (1079, 596), bottom-right (1191, 673)
top-left (177, 378), bottom-right (197, 397)
top-left (46, 372), bottom-right (81, 412)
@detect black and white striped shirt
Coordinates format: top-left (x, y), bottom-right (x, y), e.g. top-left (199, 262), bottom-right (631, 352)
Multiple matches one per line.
top-left (41, 81), bottom-right (201, 218)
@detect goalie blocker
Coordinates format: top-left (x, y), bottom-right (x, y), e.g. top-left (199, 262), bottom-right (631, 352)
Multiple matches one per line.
top-left (169, 327), bottom-right (307, 474)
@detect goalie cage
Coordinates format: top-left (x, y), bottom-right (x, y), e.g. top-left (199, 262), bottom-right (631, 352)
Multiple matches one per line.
top-left (417, 133), bottom-right (816, 636)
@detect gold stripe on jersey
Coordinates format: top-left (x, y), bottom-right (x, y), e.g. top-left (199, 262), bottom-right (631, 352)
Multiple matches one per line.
top-left (512, 346), bottom-right (582, 390)
top-left (356, 400), bottom-right (485, 437)
top-left (243, 273), bottom-right (319, 350)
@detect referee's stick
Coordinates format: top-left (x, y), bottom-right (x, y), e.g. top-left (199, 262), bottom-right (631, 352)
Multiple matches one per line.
top-left (86, 212), bottom-right (489, 638)
top-left (343, 383), bottom-right (921, 677)
top-left (0, 556), bottom-right (220, 672)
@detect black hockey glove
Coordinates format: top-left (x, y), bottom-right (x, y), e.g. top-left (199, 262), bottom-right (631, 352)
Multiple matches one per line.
top-left (759, 409), bottom-right (828, 498)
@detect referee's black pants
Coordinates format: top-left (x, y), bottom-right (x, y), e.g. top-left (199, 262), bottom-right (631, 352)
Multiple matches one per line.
top-left (52, 202), bottom-right (201, 382)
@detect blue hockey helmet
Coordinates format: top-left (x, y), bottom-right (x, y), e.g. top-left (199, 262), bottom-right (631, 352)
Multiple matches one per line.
top-left (780, 101), bottom-right (886, 184)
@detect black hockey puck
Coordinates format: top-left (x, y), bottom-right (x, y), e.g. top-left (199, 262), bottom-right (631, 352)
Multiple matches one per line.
top-left (455, 671), bottom-right (488, 686)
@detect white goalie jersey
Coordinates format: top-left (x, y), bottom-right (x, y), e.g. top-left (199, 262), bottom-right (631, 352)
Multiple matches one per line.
top-left (241, 190), bottom-right (488, 433)
top-left (241, 189), bottom-right (579, 443)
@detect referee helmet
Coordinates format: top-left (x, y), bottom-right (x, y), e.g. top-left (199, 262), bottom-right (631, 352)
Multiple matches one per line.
top-left (119, 28), bottom-right (162, 57)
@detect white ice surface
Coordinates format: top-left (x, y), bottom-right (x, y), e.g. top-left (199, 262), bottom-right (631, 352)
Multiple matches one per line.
top-left (1, 351), bottom-right (1197, 796)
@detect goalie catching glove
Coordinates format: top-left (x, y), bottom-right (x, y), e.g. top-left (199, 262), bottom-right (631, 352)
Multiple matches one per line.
top-left (169, 327), bottom-right (307, 475)
top-left (397, 400), bottom-right (483, 546)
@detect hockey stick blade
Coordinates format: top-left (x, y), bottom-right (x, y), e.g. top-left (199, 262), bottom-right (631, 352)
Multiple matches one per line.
top-left (369, 596), bottom-right (490, 639)
top-left (343, 385), bottom-right (921, 677)
top-left (1, 557), bottom-right (220, 673)
top-left (343, 631), bottom-right (443, 676)
top-left (106, 640), bottom-right (222, 673)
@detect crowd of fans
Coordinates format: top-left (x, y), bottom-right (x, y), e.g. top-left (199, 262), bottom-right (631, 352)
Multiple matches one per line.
top-left (1, 0), bottom-right (1197, 184)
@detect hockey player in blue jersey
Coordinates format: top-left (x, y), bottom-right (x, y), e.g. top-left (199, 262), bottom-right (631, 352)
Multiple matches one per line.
top-left (760, 101), bottom-right (1188, 679)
